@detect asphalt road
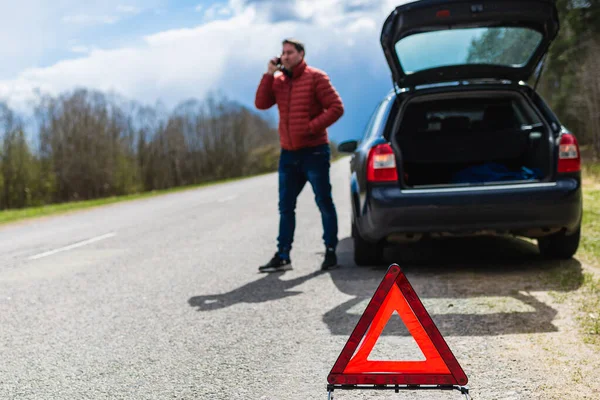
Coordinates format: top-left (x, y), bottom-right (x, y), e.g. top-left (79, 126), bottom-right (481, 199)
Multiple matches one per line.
top-left (0, 159), bottom-right (591, 399)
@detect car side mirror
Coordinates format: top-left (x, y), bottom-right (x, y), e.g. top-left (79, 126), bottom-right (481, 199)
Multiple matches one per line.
top-left (338, 140), bottom-right (358, 153)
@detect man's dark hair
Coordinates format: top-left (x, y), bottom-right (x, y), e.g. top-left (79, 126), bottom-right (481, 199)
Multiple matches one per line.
top-left (282, 38), bottom-right (305, 54)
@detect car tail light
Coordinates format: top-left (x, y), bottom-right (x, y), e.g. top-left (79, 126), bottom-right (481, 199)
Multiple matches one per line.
top-left (367, 143), bottom-right (398, 182)
top-left (557, 133), bottom-right (581, 173)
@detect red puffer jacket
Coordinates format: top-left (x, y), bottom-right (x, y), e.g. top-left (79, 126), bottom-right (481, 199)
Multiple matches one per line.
top-left (254, 60), bottom-right (344, 151)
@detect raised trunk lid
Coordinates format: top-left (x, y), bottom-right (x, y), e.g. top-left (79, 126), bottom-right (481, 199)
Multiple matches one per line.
top-left (380, 0), bottom-right (560, 88)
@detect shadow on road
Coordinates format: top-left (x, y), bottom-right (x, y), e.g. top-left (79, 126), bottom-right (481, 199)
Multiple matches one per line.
top-left (188, 269), bottom-right (326, 311)
top-left (324, 235), bottom-right (584, 337)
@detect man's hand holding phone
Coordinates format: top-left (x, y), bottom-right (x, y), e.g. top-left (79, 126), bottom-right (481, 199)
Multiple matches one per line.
top-left (267, 56), bottom-right (281, 75)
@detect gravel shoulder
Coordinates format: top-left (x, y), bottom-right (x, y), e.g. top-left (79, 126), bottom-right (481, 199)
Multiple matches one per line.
top-left (328, 235), bottom-right (600, 400)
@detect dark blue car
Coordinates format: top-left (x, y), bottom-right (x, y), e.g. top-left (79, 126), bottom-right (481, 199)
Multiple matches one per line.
top-left (338, 0), bottom-right (583, 266)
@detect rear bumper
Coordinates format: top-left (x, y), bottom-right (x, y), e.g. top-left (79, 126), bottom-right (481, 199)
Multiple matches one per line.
top-left (358, 178), bottom-right (583, 242)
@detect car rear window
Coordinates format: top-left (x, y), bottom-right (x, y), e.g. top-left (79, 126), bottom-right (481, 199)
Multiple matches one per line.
top-left (395, 27), bottom-right (544, 75)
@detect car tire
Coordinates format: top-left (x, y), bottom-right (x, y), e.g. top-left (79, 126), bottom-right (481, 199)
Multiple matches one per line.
top-left (352, 222), bottom-right (384, 266)
top-left (537, 225), bottom-right (581, 260)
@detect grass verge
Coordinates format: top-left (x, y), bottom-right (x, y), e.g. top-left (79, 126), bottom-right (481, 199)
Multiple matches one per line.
top-left (580, 183), bottom-right (600, 266)
top-left (0, 154), bottom-right (350, 227)
top-left (582, 163), bottom-right (600, 184)
top-left (576, 163), bottom-right (600, 345)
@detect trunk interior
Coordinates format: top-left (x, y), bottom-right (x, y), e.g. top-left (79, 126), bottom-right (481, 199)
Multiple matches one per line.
top-left (392, 90), bottom-right (553, 189)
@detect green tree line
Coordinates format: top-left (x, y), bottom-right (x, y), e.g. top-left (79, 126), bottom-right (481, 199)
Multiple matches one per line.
top-left (0, 89), bottom-right (286, 210)
top-left (537, 0), bottom-right (600, 157)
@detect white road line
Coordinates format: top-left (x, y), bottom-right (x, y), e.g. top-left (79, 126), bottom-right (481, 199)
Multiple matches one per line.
top-left (28, 232), bottom-right (117, 260)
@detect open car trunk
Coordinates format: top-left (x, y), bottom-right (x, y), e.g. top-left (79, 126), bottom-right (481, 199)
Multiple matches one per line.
top-left (392, 90), bottom-right (554, 189)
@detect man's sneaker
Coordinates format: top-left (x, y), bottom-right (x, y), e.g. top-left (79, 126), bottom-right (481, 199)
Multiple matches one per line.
top-left (321, 248), bottom-right (339, 270)
top-left (259, 253), bottom-right (292, 273)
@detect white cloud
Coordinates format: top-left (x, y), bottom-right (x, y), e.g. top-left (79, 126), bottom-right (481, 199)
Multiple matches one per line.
top-left (70, 45), bottom-right (92, 54)
top-left (0, 0), bottom-right (164, 81)
top-left (62, 4), bottom-right (142, 26)
top-left (202, 4), bottom-right (234, 21)
top-left (345, 17), bottom-right (377, 33)
top-left (116, 5), bottom-right (141, 14)
top-left (0, 0), bottom-right (408, 112)
top-left (62, 14), bottom-right (120, 25)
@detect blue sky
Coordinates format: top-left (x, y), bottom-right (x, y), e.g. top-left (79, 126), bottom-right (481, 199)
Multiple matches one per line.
top-left (0, 0), bottom-right (415, 144)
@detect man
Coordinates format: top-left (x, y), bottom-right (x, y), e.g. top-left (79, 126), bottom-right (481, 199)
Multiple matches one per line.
top-left (254, 38), bottom-right (344, 273)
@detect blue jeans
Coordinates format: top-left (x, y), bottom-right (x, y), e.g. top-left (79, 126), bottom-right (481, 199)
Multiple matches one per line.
top-left (277, 144), bottom-right (338, 258)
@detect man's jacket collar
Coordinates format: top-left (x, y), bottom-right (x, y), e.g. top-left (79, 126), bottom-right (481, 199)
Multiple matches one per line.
top-left (283, 59), bottom-right (307, 80)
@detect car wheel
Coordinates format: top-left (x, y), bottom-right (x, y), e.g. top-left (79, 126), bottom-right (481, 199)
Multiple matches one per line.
top-left (352, 222), bottom-right (384, 266)
top-left (537, 225), bottom-right (581, 260)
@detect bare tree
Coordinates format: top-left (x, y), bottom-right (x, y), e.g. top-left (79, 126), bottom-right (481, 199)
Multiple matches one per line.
top-left (2, 88), bottom-right (279, 210)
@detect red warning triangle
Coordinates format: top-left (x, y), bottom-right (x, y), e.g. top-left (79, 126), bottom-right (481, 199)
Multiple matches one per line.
top-left (327, 264), bottom-right (468, 386)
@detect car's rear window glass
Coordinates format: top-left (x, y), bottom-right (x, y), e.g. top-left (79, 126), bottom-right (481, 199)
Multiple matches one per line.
top-left (395, 27), bottom-right (544, 74)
